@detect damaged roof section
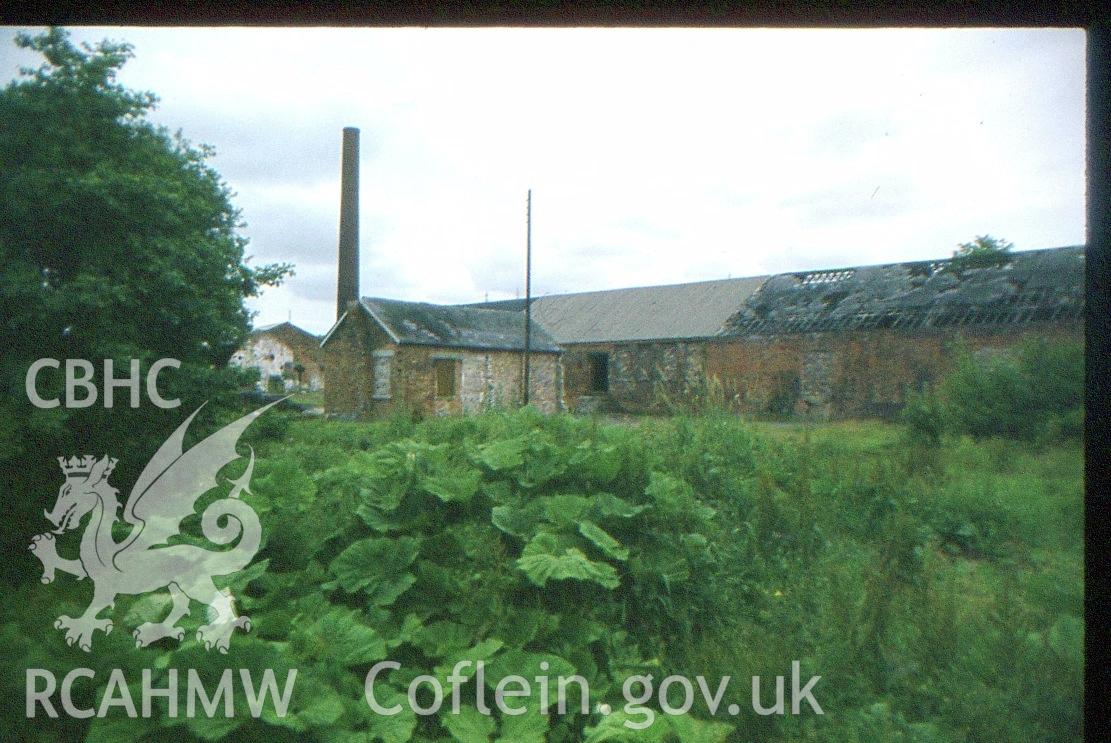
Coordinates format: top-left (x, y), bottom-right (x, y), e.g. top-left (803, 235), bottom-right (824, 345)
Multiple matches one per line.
top-left (720, 245), bottom-right (1084, 336)
top-left (360, 297), bottom-right (561, 353)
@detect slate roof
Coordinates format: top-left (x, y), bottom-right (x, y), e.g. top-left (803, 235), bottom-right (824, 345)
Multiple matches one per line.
top-left (252, 321), bottom-right (320, 340)
top-left (329, 297), bottom-right (560, 353)
top-left (719, 246), bottom-right (1084, 336)
top-left (464, 276), bottom-right (768, 344)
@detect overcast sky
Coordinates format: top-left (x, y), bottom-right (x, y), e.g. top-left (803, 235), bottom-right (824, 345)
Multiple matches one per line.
top-left (1, 27), bottom-right (1086, 335)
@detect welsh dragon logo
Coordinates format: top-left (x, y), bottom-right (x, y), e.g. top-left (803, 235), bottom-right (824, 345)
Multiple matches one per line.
top-left (27, 401), bottom-right (280, 653)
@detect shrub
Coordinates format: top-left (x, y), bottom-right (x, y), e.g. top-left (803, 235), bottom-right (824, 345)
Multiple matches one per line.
top-left (930, 337), bottom-right (1082, 442)
top-left (940, 350), bottom-right (1033, 439)
top-left (901, 388), bottom-right (945, 447)
top-left (945, 234), bottom-right (1014, 274)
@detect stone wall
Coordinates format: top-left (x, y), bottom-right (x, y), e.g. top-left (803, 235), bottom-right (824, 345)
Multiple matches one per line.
top-left (562, 341), bottom-right (706, 414)
top-left (397, 347), bottom-right (561, 417)
top-left (706, 321), bottom-right (1083, 419)
top-left (561, 346), bottom-right (608, 411)
top-left (324, 308), bottom-right (561, 419)
top-left (231, 326), bottom-right (324, 392)
top-left (562, 321), bottom-right (1082, 419)
top-left (323, 310), bottom-right (397, 419)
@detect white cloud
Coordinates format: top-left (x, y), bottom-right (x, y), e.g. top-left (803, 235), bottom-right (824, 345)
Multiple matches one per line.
top-left (0, 26), bottom-right (1085, 335)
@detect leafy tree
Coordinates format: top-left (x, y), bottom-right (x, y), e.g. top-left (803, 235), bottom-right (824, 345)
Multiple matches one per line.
top-left (948, 234), bottom-right (1014, 273)
top-left (0, 28), bottom-right (292, 578)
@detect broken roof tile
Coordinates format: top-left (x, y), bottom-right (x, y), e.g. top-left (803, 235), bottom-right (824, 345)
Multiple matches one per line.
top-left (719, 246), bottom-right (1083, 336)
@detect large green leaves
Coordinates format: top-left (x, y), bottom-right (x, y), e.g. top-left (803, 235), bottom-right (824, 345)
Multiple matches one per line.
top-left (517, 532), bottom-right (621, 590)
top-left (584, 710), bottom-right (734, 742)
top-left (496, 706), bottom-right (550, 742)
top-left (492, 494), bottom-right (594, 540)
top-left (592, 493), bottom-right (649, 520)
top-left (434, 638), bottom-right (505, 682)
top-left (32, 410), bottom-right (754, 742)
top-left (360, 684), bottom-right (418, 743)
top-left (1, 401), bottom-right (1081, 743)
top-left (474, 437), bottom-right (528, 471)
top-left (569, 442), bottom-right (624, 484)
top-left (579, 521), bottom-right (630, 561)
top-left (422, 469), bottom-right (482, 503)
top-left (327, 536), bottom-right (420, 607)
top-left (412, 620), bottom-right (476, 658)
top-left (644, 472), bottom-right (715, 527)
top-left (292, 606), bottom-right (387, 667)
top-left (491, 501), bottom-right (545, 539)
top-left (472, 432), bottom-right (568, 488)
top-left (442, 704), bottom-right (497, 742)
top-left (485, 649), bottom-right (577, 689)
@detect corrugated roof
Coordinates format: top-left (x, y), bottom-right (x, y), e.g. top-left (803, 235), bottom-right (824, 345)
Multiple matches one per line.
top-left (359, 297), bottom-right (560, 353)
top-left (720, 246), bottom-right (1084, 336)
top-left (464, 276), bottom-right (768, 343)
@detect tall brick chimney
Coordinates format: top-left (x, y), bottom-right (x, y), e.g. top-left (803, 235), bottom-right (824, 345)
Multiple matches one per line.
top-left (336, 127), bottom-right (360, 320)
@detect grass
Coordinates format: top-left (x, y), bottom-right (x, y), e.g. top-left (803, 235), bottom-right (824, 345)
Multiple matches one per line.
top-left (289, 389), bottom-right (325, 407)
top-left (747, 417), bottom-right (902, 449)
top-left (705, 421), bottom-right (1082, 742)
top-left (1, 411), bottom-right (1081, 742)
top-left (575, 413), bottom-right (1082, 741)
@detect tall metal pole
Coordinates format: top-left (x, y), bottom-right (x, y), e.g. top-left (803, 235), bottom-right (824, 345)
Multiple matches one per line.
top-left (523, 189), bottom-right (532, 406)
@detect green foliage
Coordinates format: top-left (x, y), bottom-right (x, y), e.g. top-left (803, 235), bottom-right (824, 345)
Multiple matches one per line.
top-left (1014, 337), bottom-right (1085, 438)
top-left (941, 349), bottom-right (1035, 439)
top-left (517, 531), bottom-right (622, 589)
top-left (900, 388), bottom-right (945, 447)
top-left (932, 337), bottom-right (1083, 442)
top-left (0, 28), bottom-right (292, 578)
top-left (652, 373), bottom-right (742, 416)
top-left (947, 234), bottom-right (1014, 273)
top-left (326, 537), bottom-right (420, 601)
top-left (0, 412), bottom-right (1081, 742)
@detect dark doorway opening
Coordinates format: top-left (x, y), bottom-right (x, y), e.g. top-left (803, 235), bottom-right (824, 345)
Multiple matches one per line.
top-left (588, 352), bottom-right (609, 393)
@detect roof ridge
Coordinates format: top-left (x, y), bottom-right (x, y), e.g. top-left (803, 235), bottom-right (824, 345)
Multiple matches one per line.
top-left (364, 296), bottom-right (551, 320)
top-left (353, 296), bottom-right (560, 352)
top-left (465, 275), bottom-right (769, 306)
top-left (461, 246), bottom-right (1082, 307)
top-left (252, 320), bottom-right (320, 339)
top-left (772, 244), bottom-right (1084, 277)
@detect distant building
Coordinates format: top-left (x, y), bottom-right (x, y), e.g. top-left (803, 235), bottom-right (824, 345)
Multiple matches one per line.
top-left (710, 245), bottom-right (1084, 419)
top-left (464, 275), bottom-right (767, 414)
top-left (322, 298), bottom-right (560, 419)
top-left (231, 322), bottom-right (324, 393)
top-left (320, 127), bottom-right (560, 420)
top-left (466, 245), bottom-right (1084, 419)
top-left (319, 127), bottom-right (1083, 421)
